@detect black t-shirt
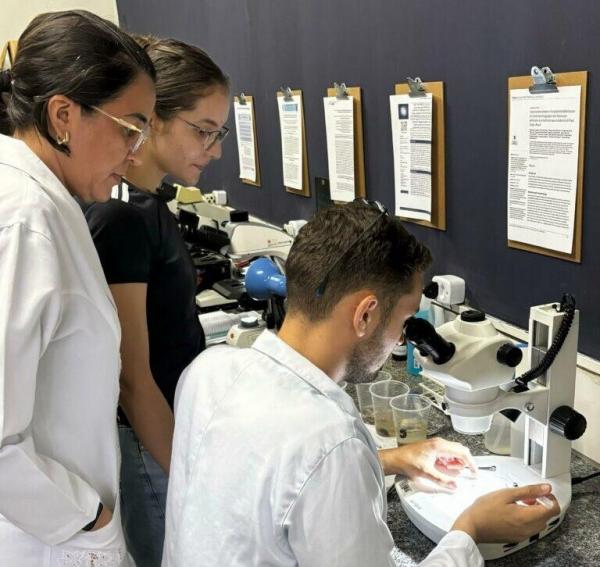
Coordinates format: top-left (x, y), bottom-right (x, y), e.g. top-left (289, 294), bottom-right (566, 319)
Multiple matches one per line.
top-left (84, 181), bottom-right (205, 416)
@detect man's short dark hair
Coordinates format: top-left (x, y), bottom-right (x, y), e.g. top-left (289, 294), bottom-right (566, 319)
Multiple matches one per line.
top-left (285, 202), bottom-right (432, 322)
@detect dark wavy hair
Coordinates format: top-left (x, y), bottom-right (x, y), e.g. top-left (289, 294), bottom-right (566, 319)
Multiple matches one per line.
top-left (0, 10), bottom-right (156, 154)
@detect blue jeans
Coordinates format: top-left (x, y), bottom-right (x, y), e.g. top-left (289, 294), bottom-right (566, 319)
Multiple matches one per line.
top-left (119, 425), bottom-right (168, 567)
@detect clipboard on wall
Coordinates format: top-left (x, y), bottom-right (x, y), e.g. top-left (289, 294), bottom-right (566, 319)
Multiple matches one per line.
top-left (277, 88), bottom-right (310, 197)
top-left (394, 80), bottom-right (446, 230)
top-left (325, 84), bottom-right (366, 200)
top-left (1, 40), bottom-right (18, 69)
top-left (507, 70), bottom-right (587, 263)
top-left (234, 94), bottom-right (261, 187)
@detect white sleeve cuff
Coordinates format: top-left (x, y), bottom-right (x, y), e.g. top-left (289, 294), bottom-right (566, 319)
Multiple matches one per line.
top-left (436, 531), bottom-right (483, 565)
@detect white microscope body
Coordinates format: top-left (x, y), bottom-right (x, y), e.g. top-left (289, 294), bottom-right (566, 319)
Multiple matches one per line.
top-left (176, 190), bottom-right (294, 264)
top-left (224, 221), bottom-right (292, 264)
top-left (397, 301), bottom-right (585, 560)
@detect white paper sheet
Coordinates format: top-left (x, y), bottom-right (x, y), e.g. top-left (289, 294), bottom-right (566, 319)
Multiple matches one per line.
top-left (390, 93), bottom-right (433, 221)
top-left (277, 94), bottom-right (303, 190)
top-left (507, 86), bottom-right (581, 254)
top-left (234, 100), bottom-right (257, 182)
top-left (323, 96), bottom-right (355, 202)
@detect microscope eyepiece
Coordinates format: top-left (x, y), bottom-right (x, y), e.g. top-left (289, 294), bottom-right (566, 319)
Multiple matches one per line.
top-left (404, 317), bottom-right (456, 365)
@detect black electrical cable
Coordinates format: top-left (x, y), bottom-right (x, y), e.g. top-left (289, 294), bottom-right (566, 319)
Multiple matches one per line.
top-left (512, 294), bottom-right (576, 393)
top-left (273, 296), bottom-right (286, 330)
top-left (572, 471), bottom-right (600, 486)
top-left (264, 295), bottom-right (286, 330)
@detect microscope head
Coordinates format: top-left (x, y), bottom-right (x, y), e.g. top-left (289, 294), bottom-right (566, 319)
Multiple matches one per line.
top-left (226, 222), bottom-right (293, 263)
top-left (405, 310), bottom-right (523, 434)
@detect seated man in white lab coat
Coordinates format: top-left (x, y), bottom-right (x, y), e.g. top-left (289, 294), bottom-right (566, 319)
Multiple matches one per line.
top-left (163, 201), bottom-right (559, 567)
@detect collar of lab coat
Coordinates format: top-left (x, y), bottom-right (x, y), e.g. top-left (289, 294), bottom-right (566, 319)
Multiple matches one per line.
top-left (252, 329), bottom-right (360, 418)
top-left (0, 134), bottom-right (78, 209)
top-left (0, 134), bottom-right (119, 319)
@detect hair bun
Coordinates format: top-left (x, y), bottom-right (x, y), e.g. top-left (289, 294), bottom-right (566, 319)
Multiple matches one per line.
top-left (0, 69), bottom-right (13, 93)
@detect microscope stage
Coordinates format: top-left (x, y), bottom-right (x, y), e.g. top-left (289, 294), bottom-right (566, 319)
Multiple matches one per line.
top-left (396, 455), bottom-right (570, 560)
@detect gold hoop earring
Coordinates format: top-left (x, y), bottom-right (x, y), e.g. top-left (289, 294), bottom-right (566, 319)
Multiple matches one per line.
top-left (57, 132), bottom-right (70, 146)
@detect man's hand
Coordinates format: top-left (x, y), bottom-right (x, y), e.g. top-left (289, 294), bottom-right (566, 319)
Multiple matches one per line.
top-left (378, 437), bottom-right (477, 489)
top-left (452, 484), bottom-right (560, 543)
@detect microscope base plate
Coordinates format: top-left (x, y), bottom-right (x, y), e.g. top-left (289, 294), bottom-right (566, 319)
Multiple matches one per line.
top-left (396, 455), bottom-right (570, 560)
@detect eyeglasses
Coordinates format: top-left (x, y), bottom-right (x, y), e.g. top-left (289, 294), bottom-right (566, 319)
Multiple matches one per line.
top-left (315, 199), bottom-right (389, 297)
top-left (175, 116), bottom-right (230, 150)
top-left (90, 105), bottom-right (149, 154)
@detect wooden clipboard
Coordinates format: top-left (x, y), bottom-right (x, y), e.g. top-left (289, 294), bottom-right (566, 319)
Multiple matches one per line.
top-left (507, 71), bottom-right (587, 263)
top-left (234, 95), bottom-right (261, 187)
top-left (394, 81), bottom-right (446, 230)
top-left (325, 85), bottom-right (366, 201)
top-left (1, 40), bottom-right (18, 69)
top-left (277, 89), bottom-right (310, 197)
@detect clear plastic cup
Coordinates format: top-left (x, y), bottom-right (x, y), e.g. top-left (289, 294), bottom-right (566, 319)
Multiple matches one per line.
top-left (369, 379), bottom-right (410, 437)
top-left (391, 394), bottom-right (432, 445)
top-left (484, 412), bottom-right (511, 454)
top-left (356, 371), bottom-right (392, 425)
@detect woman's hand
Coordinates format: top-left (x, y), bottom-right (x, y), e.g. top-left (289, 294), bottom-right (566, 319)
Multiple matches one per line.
top-left (89, 505), bottom-right (113, 531)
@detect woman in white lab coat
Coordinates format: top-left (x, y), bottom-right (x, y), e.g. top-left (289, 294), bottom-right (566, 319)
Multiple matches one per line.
top-left (0, 10), bottom-right (155, 566)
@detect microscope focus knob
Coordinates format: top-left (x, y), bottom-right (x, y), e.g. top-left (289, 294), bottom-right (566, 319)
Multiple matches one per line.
top-left (460, 309), bottom-right (486, 322)
top-left (496, 343), bottom-right (523, 368)
top-left (240, 315), bottom-right (259, 329)
top-left (549, 406), bottom-right (587, 441)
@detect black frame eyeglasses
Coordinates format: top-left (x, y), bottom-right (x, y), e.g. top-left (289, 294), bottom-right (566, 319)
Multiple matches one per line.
top-left (315, 199), bottom-right (389, 297)
top-left (176, 116), bottom-right (230, 150)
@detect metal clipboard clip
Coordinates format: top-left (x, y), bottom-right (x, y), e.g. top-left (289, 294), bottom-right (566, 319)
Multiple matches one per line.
top-left (238, 92), bottom-right (247, 105)
top-left (529, 66), bottom-right (559, 94)
top-left (279, 86), bottom-right (294, 101)
top-left (407, 77), bottom-right (427, 97)
top-left (333, 82), bottom-right (349, 100)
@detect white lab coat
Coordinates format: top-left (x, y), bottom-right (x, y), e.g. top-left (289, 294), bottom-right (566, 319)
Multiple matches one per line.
top-left (0, 135), bottom-right (131, 566)
top-left (164, 330), bottom-right (483, 567)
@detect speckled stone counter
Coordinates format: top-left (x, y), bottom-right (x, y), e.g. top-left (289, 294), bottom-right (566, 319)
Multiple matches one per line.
top-left (353, 358), bottom-right (600, 566)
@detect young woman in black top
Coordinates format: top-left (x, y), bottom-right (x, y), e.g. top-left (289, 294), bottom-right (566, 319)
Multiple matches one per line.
top-left (84, 37), bottom-right (229, 567)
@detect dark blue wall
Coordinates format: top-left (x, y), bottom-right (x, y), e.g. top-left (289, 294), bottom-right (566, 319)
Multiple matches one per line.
top-left (117, 0), bottom-right (600, 359)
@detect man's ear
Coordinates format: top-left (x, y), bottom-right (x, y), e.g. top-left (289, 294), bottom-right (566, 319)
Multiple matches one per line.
top-left (46, 94), bottom-right (79, 141)
top-left (352, 294), bottom-right (379, 338)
